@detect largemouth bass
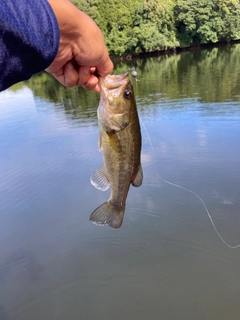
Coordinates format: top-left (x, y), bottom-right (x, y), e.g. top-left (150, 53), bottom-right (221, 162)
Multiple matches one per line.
top-left (90, 72), bottom-right (143, 228)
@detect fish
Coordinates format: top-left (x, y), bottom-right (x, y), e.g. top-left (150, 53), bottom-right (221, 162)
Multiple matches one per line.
top-left (90, 72), bottom-right (143, 228)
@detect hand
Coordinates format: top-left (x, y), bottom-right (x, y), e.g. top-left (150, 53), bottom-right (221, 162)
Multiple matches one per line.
top-left (46, 0), bottom-right (113, 91)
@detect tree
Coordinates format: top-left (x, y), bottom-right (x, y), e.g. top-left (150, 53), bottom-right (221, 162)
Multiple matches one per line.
top-left (174, 0), bottom-right (240, 47)
top-left (218, 0), bottom-right (240, 41)
top-left (70, 0), bottom-right (240, 55)
top-left (130, 0), bottom-right (178, 53)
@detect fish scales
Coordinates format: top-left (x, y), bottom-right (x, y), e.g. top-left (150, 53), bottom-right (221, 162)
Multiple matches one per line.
top-left (90, 72), bottom-right (143, 228)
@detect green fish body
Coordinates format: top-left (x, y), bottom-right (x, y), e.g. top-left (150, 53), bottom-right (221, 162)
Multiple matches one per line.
top-left (90, 73), bottom-right (143, 228)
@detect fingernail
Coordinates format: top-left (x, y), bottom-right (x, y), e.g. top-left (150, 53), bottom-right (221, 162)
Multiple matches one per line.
top-left (66, 62), bottom-right (74, 70)
top-left (83, 66), bottom-right (90, 75)
top-left (65, 77), bottom-right (73, 87)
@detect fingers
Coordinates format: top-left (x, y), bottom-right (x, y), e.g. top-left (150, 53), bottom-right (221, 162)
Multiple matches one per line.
top-left (96, 55), bottom-right (114, 79)
top-left (45, 61), bottom-right (79, 88)
top-left (63, 61), bottom-right (78, 87)
top-left (45, 2), bottom-right (113, 91)
top-left (64, 64), bottom-right (97, 90)
top-left (47, 59), bottom-right (113, 92)
top-left (64, 64), bottom-right (101, 91)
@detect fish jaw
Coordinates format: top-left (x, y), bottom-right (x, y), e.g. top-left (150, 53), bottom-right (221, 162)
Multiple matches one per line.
top-left (98, 73), bottom-right (132, 131)
top-left (99, 73), bottom-right (129, 91)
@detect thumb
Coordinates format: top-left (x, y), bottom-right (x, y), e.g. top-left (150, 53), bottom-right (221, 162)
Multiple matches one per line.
top-left (96, 55), bottom-right (114, 78)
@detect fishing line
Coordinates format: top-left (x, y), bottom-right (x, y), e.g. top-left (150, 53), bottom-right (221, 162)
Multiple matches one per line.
top-left (139, 117), bottom-right (240, 249)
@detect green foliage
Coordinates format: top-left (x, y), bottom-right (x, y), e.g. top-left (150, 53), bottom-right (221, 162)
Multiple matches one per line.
top-left (131, 0), bottom-right (178, 52)
top-left (26, 72), bottom-right (100, 125)
top-left (14, 44), bottom-right (240, 125)
top-left (71, 0), bottom-right (178, 55)
top-left (105, 24), bottom-right (129, 56)
top-left (71, 0), bottom-right (101, 24)
top-left (70, 0), bottom-right (240, 55)
top-left (219, 0), bottom-right (240, 40)
top-left (174, 0), bottom-right (240, 47)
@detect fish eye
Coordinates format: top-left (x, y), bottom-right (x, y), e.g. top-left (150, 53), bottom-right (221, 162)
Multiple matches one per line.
top-left (124, 90), bottom-right (131, 99)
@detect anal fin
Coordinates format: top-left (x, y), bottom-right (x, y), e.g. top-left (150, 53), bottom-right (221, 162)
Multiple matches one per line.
top-left (132, 163), bottom-right (143, 187)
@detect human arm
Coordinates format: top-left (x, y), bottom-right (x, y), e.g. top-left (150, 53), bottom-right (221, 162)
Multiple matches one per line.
top-left (0, 0), bottom-right (59, 92)
top-left (46, 0), bottom-right (113, 92)
top-left (0, 0), bottom-right (113, 92)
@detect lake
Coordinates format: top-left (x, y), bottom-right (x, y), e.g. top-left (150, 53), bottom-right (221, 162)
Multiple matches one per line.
top-left (0, 44), bottom-right (240, 320)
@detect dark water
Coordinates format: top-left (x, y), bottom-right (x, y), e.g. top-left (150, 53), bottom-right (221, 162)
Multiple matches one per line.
top-left (0, 44), bottom-right (240, 320)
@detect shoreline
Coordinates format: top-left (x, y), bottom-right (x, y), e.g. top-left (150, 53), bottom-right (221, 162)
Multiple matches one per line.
top-left (111, 39), bottom-right (240, 62)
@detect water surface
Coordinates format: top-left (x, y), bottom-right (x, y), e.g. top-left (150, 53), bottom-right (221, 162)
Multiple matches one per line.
top-left (0, 44), bottom-right (240, 320)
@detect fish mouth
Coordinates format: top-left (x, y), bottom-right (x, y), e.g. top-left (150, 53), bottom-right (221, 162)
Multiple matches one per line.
top-left (99, 73), bottom-right (129, 90)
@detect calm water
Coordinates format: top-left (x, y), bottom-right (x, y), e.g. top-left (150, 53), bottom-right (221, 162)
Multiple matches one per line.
top-left (0, 44), bottom-right (240, 320)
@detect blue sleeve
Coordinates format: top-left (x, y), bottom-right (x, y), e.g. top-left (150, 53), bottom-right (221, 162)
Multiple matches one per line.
top-left (0, 0), bottom-right (60, 91)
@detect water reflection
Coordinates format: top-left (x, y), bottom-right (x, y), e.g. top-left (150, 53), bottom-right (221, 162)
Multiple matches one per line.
top-left (0, 44), bottom-right (240, 320)
top-left (7, 43), bottom-right (240, 127)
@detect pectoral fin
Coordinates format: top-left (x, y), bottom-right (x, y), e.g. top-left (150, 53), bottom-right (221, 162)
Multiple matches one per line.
top-left (131, 164), bottom-right (143, 187)
top-left (90, 166), bottom-right (110, 191)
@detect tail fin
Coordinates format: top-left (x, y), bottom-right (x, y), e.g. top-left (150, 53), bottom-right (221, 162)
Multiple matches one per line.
top-left (90, 201), bottom-right (125, 229)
